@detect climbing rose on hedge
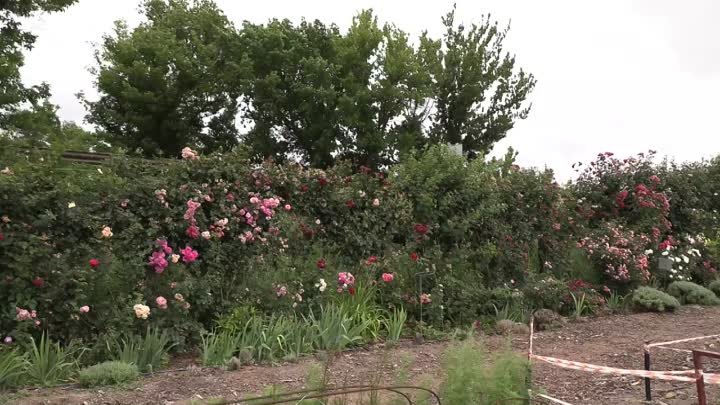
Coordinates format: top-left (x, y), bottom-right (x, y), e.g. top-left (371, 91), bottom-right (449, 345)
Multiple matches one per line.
top-left (133, 304), bottom-right (150, 319)
top-left (181, 246), bottom-right (199, 263)
top-left (156, 296), bottom-right (168, 310)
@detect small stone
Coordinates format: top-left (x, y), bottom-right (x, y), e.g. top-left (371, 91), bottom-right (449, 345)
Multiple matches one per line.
top-left (664, 392), bottom-right (676, 399)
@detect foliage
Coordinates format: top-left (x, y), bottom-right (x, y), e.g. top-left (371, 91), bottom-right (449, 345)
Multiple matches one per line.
top-left (666, 281), bottom-right (720, 306)
top-left (85, 0), bottom-right (242, 156)
top-left (307, 304), bottom-right (369, 352)
top-left (200, 330), bottom-right (240, 366)
top-left (78, 361), bottom-right (139, 387)
top-left (0, 349), bottom-right (26, 389)
top-left (104, 328), bottom-right (172, 373)
top-left (440, 340), bottom-right (530, 405)
top-left (383, 308), bottom-right (407, 345)
top-left (632, 287), bottom-right (681, 312)
top-left (709, 279), bottom-right (720, 298)
top-left (0, 0), bottom-right (77, 126)
top-left (24, 333), bottom-right (81, 386)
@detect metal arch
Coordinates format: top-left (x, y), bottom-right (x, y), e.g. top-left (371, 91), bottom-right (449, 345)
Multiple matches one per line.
top-left (198, 385), bottom-right (441, 405)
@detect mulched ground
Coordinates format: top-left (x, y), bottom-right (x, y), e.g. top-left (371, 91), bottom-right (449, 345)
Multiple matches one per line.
top-left (5, 306), bottom-right (720, 405)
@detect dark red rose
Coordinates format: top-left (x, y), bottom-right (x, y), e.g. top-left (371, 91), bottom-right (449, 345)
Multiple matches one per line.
top-left (300, 184), bottom-right (309, 193)
top-left (318, 177), bottom-right (328, 187)
top-left (316, 258), bottom-right (326, 270)
top-left (31, 277), bottom-right (44, 288)
top-left (414, 223), bottom-right (429, 235)
top-left (348, 286), bottom-right (356, 296)
top-left (409, 252), bottom-right (419, 262)
top-left (366, 256), bottom-right (378, 265)
top-left (345, 200), bottom-right (356, 209)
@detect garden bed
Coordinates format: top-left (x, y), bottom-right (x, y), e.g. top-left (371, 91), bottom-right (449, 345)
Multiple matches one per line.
top-left (5, 306), bottom-right (720, 405)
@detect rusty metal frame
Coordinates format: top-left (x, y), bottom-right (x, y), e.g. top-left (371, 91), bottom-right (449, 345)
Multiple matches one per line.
top-left (692, 349), bottom-right (720, 405)
top-left (204, 385), bottom-right (440, 405)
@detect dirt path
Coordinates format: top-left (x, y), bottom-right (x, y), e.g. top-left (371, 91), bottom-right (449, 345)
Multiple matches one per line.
top-left (5, 306), bottom-right (720, 405)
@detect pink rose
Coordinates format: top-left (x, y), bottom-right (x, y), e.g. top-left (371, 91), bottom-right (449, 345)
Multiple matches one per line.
top-left (156, 296), bottom-right (168, 309)
top-left (382, 273), bottom-right (394, 283)
top-left (284, 204), bottom-right (292, 211)
top-left (79, 306), bottom-right (90, 313)
top-left (180, 246), bottom-right (199, 263)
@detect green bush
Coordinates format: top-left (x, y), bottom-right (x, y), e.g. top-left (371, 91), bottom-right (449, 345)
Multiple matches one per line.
top-left (632, 287), bottom-right (681, 312)
top-left (708, 280), bottom-right (720, 298)
top-left (78, 361), bottom-right (139, 387)
top-left (666, 281), bottom-right (720, 305)
top-left (440, 340), bottom-right (530, 405)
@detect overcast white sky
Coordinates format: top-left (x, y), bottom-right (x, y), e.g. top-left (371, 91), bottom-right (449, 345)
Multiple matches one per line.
top-left (20, 0), bottom-right (720, 180)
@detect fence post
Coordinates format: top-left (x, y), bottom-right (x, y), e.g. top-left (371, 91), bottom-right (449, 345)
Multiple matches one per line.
top-left (643, 342), bottom-right (652, 401)
top-left (694, 351), bottom-right (707, 405)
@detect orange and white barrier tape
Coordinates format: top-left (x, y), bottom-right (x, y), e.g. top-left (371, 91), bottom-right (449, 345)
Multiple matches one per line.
top-left (647, 334), bottom-right (720, 348)
top-left (530, 354), bottom-right (697, 382)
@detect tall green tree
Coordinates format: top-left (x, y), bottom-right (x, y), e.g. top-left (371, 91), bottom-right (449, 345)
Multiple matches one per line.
top-left (421, 7), bottom-right (536, 159)
top-left (85, 0), bottom-right (243, 157)
top-left (0, 0), bottom-right (78, 129)
top-left (238, 10), bottom-right (430, 168)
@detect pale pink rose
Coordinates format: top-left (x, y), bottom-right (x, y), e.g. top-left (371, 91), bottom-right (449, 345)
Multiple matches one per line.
top-left (284, 204), bottom-right (292, 211)
top-left (372, 198), bottom-right (380, 207)
top-left (170, 254), bottom-right (180, 263)
top-left (201, 231), bottom-right (211, 240)
top-left (156, 296), bottom-right (168, 310)
top-left (79, 306), bottom-right (90, 313)
top-left (101, 226), bottom-right (113, 238)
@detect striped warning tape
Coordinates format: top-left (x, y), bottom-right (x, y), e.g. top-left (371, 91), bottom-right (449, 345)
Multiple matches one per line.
top-left (647, 334), bottom-right (720, 348)
top-left (530, 354), bottom-right (697, 382)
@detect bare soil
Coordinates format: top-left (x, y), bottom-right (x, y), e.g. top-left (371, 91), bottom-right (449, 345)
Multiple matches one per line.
top-left (5, 306), bottom-right (720, 405)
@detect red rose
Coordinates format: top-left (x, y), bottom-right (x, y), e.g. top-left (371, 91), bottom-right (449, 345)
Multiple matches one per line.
top-left (31, 277), bottom-right (44, 288)
top-left (0, 233), bottom-right (4, 241)
top-left (89, 258), bottom-right (100, 268)
top-left (366, 256), bottom-right (378, 265)
top-left (348, 286), bottom-right (356, 296)
top-left (317, 178), bottom-right (328, 187)
top-left (316, 258), bottom-right (326, 270)
top-left (345, 200), bottom-right (356, 209)
top-left (409, 252), bottom-right (419, 262)
top-left (414, 223), bottom-right (429, 235)
top-left (300, 184), bottom-right (309, 193)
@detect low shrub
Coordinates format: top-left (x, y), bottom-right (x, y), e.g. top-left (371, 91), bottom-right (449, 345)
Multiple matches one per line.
top-left (78, 361), bottom-right (139, 387)
top-left (632, 287), bottom-right (681, 312)
top-left (0, 349), bottom-right (26, 389)
top-left (440, 340), bottom-right (530, 405)
top-left (708, 280), bottom-right (720, 298)
top-left (666, 281), bottom-right (720, 305)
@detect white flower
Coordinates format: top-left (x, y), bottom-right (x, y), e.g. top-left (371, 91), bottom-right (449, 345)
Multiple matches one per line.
top-left (315, 219), bottom-right (321, 225)
top-left (68, 202), bottom-right (76, 208)
top-left (133, 304), bottom-right (150, 319)
top-left (644, 249), bottom-right (654, 255)
top-left (688, 237), bottom-right (696, 245)
top-left (315, 278), bottom-right (327, 292)
top-left (372, 198), bottom-right (380, 207)
top-left (691, 249), bottom-right (701, 257)
top-left (97, 168), bottom-right (103, 174)
top-left (682, 255), bottom-right (690, 263)
top-left (671, 269), bottom-right (677, 273)
top-left (662, 251), bottom-right (669, 256)
top-left (201, 231), bottom-right (211, 240)
top-left (679, 265), bottom-right (684, 270)
top-left (0, 167), bottom-right (13, 175)
top-left (358, 191), bottom-right (366, 197)
top-left (674, 257), bottom-right (682, 263)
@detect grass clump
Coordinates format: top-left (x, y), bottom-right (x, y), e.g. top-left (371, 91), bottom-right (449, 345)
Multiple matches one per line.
top-left (0, 349), bottom-right (26, 389)
top-left (632, 286), bottom-right (681, 312)
top-left (24, 333), bottom-right (81, 386)
top-left (440, 339), bottom-right (530, 405)
top-left (105, 328), bottom-right (172, 373)
top-left (667, 281), bottom-right (720, 305)
top-left (78, 361), bottom-right (139, 387)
